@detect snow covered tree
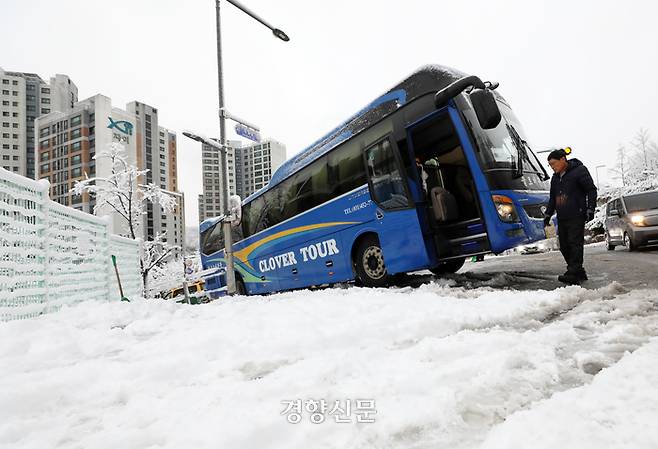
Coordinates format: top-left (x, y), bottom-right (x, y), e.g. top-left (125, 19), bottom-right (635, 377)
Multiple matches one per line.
top-left (631, 128), bottom-right (652, 168)
top-left (143, 237), bottom-right (186, 298)
top-left (71, 142), bottom-right (180, 294)
top-left (624, 128), bottom-right (658, 185)
top-left (609, 145), bottom-right (628, 187)
top-left (587, 130), bottom-right (658, 237)
top-left (146, 253), bottom-right (202, 299)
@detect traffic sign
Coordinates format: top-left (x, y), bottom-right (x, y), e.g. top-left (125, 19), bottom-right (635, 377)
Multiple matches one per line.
top-left (235, 123), bottom-right (261, 142)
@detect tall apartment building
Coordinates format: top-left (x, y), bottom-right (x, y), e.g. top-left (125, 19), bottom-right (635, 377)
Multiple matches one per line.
top-left (198, 138), bottom-right (286, 222)
top-left (126, 101), bottom-right (184, 252)
top-left (34, 95), bottom-right (185, 252)
top-left (235, 139), bottom-right (286, 198)
top-left (198, 139), bottom-right (240, 223)
top-left (0, 67), bottom-right (77, 178)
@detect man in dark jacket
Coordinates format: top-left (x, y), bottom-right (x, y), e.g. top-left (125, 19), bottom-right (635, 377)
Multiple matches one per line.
top-left (543, 149), bottom-right (597, 284)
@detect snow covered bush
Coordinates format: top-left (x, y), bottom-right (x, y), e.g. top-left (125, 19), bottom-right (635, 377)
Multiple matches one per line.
top-left (145, 256), bottom-right (185, 298)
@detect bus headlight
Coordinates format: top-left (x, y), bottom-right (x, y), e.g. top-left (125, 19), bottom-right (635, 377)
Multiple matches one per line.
top-left (630, 215), bottom-right (645, 226)
top-left (492, 195), bottom-right (520, 223)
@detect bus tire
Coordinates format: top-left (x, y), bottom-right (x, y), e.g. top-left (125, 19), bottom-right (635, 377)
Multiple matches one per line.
top-left (235, 276), bottom-right (247, 295)
top-left (354, 235), bottom-right (389, 288)
top-left (430, 257), bottom-right (465, 276)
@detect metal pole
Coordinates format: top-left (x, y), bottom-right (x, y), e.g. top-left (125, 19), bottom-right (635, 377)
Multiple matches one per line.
top-left (182, 280), bottom-right (191, 304)
top-left (215, 0), bottom-right (237, 295)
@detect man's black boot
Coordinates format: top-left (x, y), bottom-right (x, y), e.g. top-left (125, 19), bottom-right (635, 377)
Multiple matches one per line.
top-left (570, 269), bottom-right (588, 281)
top-left (558, 273), bottom-right (581, 285)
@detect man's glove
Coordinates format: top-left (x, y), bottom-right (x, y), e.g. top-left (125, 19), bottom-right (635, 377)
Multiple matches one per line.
top-left (543, 215), bottom-right (551, 227)
top-left (586, 209), bottom-right (595, 222)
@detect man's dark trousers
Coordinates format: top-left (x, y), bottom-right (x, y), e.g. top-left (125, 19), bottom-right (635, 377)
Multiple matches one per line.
top-left (558, 216), bottom-right (586, 276)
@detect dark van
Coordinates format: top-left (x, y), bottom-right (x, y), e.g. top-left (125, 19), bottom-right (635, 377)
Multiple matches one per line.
top-left (604, 190), bottom-right (658, 250)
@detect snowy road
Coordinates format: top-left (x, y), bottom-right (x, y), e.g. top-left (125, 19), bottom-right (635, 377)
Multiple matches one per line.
top-left (405, 243), bottom-right (658, 292)
top-left (2, 264), bottom-right (658, 448)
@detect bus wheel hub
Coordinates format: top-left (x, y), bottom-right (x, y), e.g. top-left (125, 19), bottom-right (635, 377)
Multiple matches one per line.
top-left (363, 246), bottom-right (385, 279)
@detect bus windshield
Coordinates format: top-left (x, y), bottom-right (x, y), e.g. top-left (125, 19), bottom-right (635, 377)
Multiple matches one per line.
top-left (464, 99), bottom-right (550, 191)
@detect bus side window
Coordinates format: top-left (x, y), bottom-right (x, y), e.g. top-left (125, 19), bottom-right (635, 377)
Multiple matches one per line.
top-left (243, 196), bottom-right (265, 237)
top-left (283, 174), bottom-right (304, 220)
top-left (262, 188), bottom-right (282, 231)
top-left (328, 143), bottom-right (367, 196)
top-left (365, 139), bottom-right (409, 209)
top-left (253, 195), bottom-right (273, 235)
top-left (201, 221), bottom-right (225, 255)
top-left (280, 157), bottom-right (331, 221)
top-left (289, 157), bottom-right (330, 213)
top-left (241, 202), bottom-right (252, 237)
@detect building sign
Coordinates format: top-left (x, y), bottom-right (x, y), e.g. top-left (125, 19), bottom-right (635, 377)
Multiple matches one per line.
top-left (108, 117), bottom-right (133, 135)
top-left (235, 123), bottom-right (261, 142)
top-left (112, 132), bottom-right (130, 144)
top-left (108, 117), bottom-right (133, 144)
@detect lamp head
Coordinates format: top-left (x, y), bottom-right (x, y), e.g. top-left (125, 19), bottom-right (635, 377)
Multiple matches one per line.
top-left (273, 28), bottom-right (290, 41)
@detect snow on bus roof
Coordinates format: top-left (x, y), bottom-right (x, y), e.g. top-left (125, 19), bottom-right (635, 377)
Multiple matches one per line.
top-left (242, 64), bottom-right (467, 204)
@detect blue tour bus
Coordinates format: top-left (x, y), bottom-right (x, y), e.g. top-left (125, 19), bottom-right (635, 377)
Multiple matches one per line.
top-left (199, 65), bottom-right (551, 296)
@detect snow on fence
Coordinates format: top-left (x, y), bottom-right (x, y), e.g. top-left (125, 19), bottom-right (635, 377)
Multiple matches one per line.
top-left (0, 167), bottom-right (141, 322)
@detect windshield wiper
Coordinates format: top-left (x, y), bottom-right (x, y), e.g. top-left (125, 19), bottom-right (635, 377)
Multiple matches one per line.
top-left (524, 139), bottom-right (550, 181)
top-left (507, 124), bottom-right (549, 181)
top-left (507, 124), bottom-right (524, 178)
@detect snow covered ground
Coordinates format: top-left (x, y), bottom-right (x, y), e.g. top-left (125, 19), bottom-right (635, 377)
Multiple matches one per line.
top-left (1, 281), bottom-right (657, 449)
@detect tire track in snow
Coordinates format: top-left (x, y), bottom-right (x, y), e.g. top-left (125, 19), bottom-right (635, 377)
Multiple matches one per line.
top-left (379, 284), bottom-right (658, 449)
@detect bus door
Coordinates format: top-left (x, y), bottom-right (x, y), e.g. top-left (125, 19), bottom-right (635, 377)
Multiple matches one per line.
top-left (405, 109), bottom-right (491, 261)
top-left (363, 137), bottom-right (431, 274)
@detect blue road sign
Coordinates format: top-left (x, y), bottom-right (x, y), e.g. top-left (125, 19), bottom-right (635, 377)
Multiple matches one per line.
top-left (235, 124), bottom-right (261, 142)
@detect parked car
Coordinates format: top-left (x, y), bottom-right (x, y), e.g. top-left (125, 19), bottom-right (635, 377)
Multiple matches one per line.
top-left (162, 280), bottom-right (207, 304)
top-left (604, 190), bottom-right (658, 251)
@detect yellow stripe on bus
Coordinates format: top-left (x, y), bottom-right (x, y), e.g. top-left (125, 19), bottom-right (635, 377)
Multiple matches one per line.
top-left (234, 222), bottom-right (358, 269)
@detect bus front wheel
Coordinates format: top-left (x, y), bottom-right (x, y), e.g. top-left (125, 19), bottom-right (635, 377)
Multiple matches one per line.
top-left (235, 276), bottom-right (247, 295)
top-left (354, 236), bottom-right (389, 288)
top-left (430, 258), bottom-right (465, 276)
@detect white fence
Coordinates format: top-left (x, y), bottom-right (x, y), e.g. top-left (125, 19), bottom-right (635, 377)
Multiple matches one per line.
top-left (0, 167), bottom-right (141, 322)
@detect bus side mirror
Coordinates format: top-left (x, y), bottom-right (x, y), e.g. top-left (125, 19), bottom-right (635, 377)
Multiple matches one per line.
top-left (229, 194), bottom-right (242, 227)
top-left (470, 88), bottom-right (501, 129)
top-left (610, 209), bottom-right (620, 217)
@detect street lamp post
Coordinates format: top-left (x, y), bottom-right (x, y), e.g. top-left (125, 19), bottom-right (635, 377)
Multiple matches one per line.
top-left (212, 0), bottom-right (289, 294)
top-left (595, 164), bottom-right (606, 190)
top-left (182, 131), bottom-right (235, 293)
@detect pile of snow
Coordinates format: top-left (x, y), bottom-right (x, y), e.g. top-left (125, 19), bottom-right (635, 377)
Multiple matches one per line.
top-left (481, 337), bottom-right (658, 449)
top-left (1, 282), bottom-right (657, 449)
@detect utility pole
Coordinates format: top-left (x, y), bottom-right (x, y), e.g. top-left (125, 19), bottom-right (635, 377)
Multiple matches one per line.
top-left (212, 0), bottom-right (289, 294)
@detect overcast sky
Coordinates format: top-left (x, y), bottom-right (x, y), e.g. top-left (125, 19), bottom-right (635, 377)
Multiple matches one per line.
top-left (2, 0), bottom-right (657, 225)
